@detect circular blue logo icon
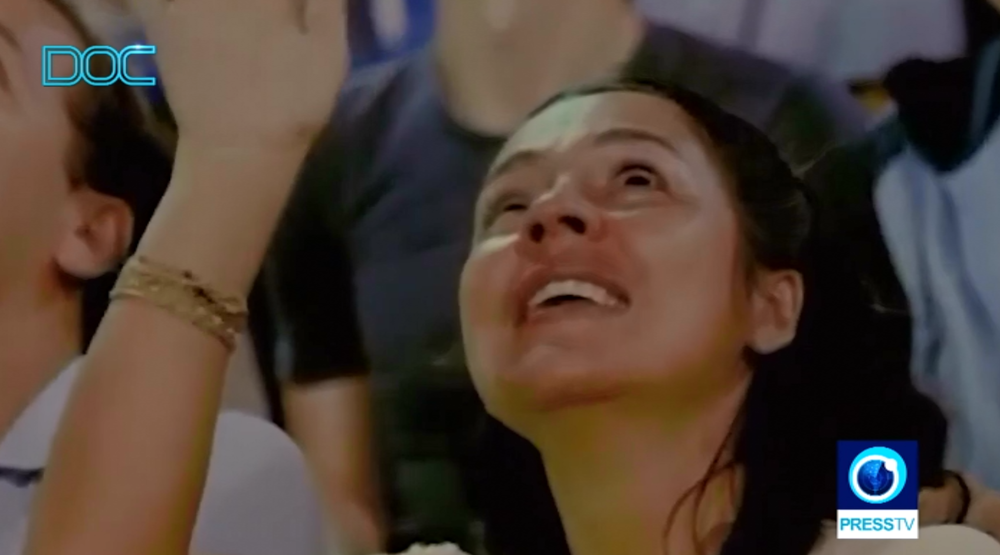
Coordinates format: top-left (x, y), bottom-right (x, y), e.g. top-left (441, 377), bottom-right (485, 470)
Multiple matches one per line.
top-left (848, 447), bottom-right (908, 504)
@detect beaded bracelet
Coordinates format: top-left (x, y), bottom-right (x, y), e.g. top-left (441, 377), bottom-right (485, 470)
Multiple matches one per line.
top-left (110, 255), bottom-right (248, 350)
top-left (944, 470), bottom-right (972, 524)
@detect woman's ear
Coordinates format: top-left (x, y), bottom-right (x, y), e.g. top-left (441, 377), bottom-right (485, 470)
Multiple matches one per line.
top-left (747, 269), bottom-right (804, 354)
top-left (54, 188), bottom-right (134, 280)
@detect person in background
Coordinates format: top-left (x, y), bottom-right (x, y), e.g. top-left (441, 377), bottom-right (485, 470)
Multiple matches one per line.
top-left (0, 1), bottom-right (328, 554)
top-left (805, 0), bottom-right (1000, 490)
top-left (263, 0), bottom-right (868, 553)
top-left (349, 0), bottom-right (434, 68)
top-left (636, 0), bottom-right (969, 85)
top-left (968, 0), bottom-right (1000, 51)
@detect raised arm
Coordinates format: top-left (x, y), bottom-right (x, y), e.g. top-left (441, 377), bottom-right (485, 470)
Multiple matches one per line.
top-left (23, 1), bottom-right (348, 554)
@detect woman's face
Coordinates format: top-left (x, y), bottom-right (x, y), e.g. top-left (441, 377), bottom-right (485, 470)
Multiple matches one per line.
top-left (460, 91), bottom-right (771, 434)
top-left (0, 0), bottom-right (81, 294)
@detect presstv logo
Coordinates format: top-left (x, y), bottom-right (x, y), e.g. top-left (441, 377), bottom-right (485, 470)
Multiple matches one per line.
top-left (837, 441), bottom-right (919, 539)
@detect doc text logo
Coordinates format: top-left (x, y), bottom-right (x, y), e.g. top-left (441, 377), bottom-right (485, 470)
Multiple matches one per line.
top-left (42, 45), bottom-right (157, 87)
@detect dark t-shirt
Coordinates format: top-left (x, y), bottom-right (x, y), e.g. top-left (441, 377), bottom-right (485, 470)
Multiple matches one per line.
top-left (265, 21), bottom-right (866, 555)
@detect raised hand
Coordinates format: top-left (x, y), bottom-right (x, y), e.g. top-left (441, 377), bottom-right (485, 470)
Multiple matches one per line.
top-left (129, 0), bottom-right (348, 151)
top-left (920, 473), bottom-right (1000, 541)
top-left (22, 4), bottom-right (350, 555)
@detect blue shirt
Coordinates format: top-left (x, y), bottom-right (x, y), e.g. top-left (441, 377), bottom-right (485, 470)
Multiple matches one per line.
top-left (349, 0), bottom-right (434, 68)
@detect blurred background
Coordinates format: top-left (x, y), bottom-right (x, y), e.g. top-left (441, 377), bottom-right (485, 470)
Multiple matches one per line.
top-left (70, 0), bottom-right (1000, 424)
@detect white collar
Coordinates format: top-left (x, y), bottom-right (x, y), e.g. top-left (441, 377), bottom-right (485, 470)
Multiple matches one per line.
top-left (0, 359), bottom-right (82, 470)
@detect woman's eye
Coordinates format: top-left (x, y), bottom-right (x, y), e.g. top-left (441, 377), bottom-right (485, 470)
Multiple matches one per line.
top-left (492, 200), bottom-right (528, 222)
top-left (481, 194), bottom-right (530, 229)
top-left (617, 164), bottom-right (661, 188)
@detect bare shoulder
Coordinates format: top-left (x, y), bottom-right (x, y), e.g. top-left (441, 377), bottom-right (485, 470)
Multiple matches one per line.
top-left (814, 526), bottom-right (1000, 555)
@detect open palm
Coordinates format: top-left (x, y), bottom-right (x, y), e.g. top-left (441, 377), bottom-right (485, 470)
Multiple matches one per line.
top-left (129, 0), bottom-right (348, 150)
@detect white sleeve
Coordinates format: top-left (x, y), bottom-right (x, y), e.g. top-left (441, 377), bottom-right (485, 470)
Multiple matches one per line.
top-left (191, 412), bottom-right (330, 555)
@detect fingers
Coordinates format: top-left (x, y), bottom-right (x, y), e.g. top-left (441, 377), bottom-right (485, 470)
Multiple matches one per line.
top-left (303, 0), bottom-right (349, 64)
top-left (963, 475), bottom-right (1000, 540)
top-left (290, 0), bottom-right (307, 32)
top-left (304, 0), bottom-right (347, 33)
top-left (130, 0), bottom-right (335, 35)
top-left (918, 488), bottom-right (953, 525)
top-left (126, 0), bottom-right (168, 27)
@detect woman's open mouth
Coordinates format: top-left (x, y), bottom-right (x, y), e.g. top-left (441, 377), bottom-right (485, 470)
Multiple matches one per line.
top-left (519, 276), bottom-right (631, 324)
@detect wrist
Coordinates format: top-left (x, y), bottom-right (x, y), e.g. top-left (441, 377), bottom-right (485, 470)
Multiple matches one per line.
top-left (173, 121), bottom-right (324, 159)
top-left (173, 137), bottom-right (312, 178)
top-left (943, 471), bottom-right (972, 523)
top-left (135, 138), bottom-right (311, 294)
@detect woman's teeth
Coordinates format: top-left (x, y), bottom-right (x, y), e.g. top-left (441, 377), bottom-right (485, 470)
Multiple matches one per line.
top-left (529, 279), bottom-right (623, 308)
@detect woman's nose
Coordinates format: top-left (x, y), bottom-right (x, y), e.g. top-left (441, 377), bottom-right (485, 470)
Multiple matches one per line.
top-left (526, 212), bottom-right (588, 243)
top-left (518, 183), bottom-right (605, 253)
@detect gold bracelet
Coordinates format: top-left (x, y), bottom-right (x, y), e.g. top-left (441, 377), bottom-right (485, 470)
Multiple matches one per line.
top-left (110, 255), bottom-right (249, 350)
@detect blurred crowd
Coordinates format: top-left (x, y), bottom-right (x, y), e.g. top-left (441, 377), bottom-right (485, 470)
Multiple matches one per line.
top-left (1, 1), bottom-right (999, 555)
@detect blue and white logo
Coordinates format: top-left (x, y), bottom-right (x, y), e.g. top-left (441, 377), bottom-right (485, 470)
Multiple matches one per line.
top-left (837, 441), bottom-right (919, 540)
top-left (42, 45), bottom-right (157, 87)
top-left (848, 446), bottom-right (907, 504)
